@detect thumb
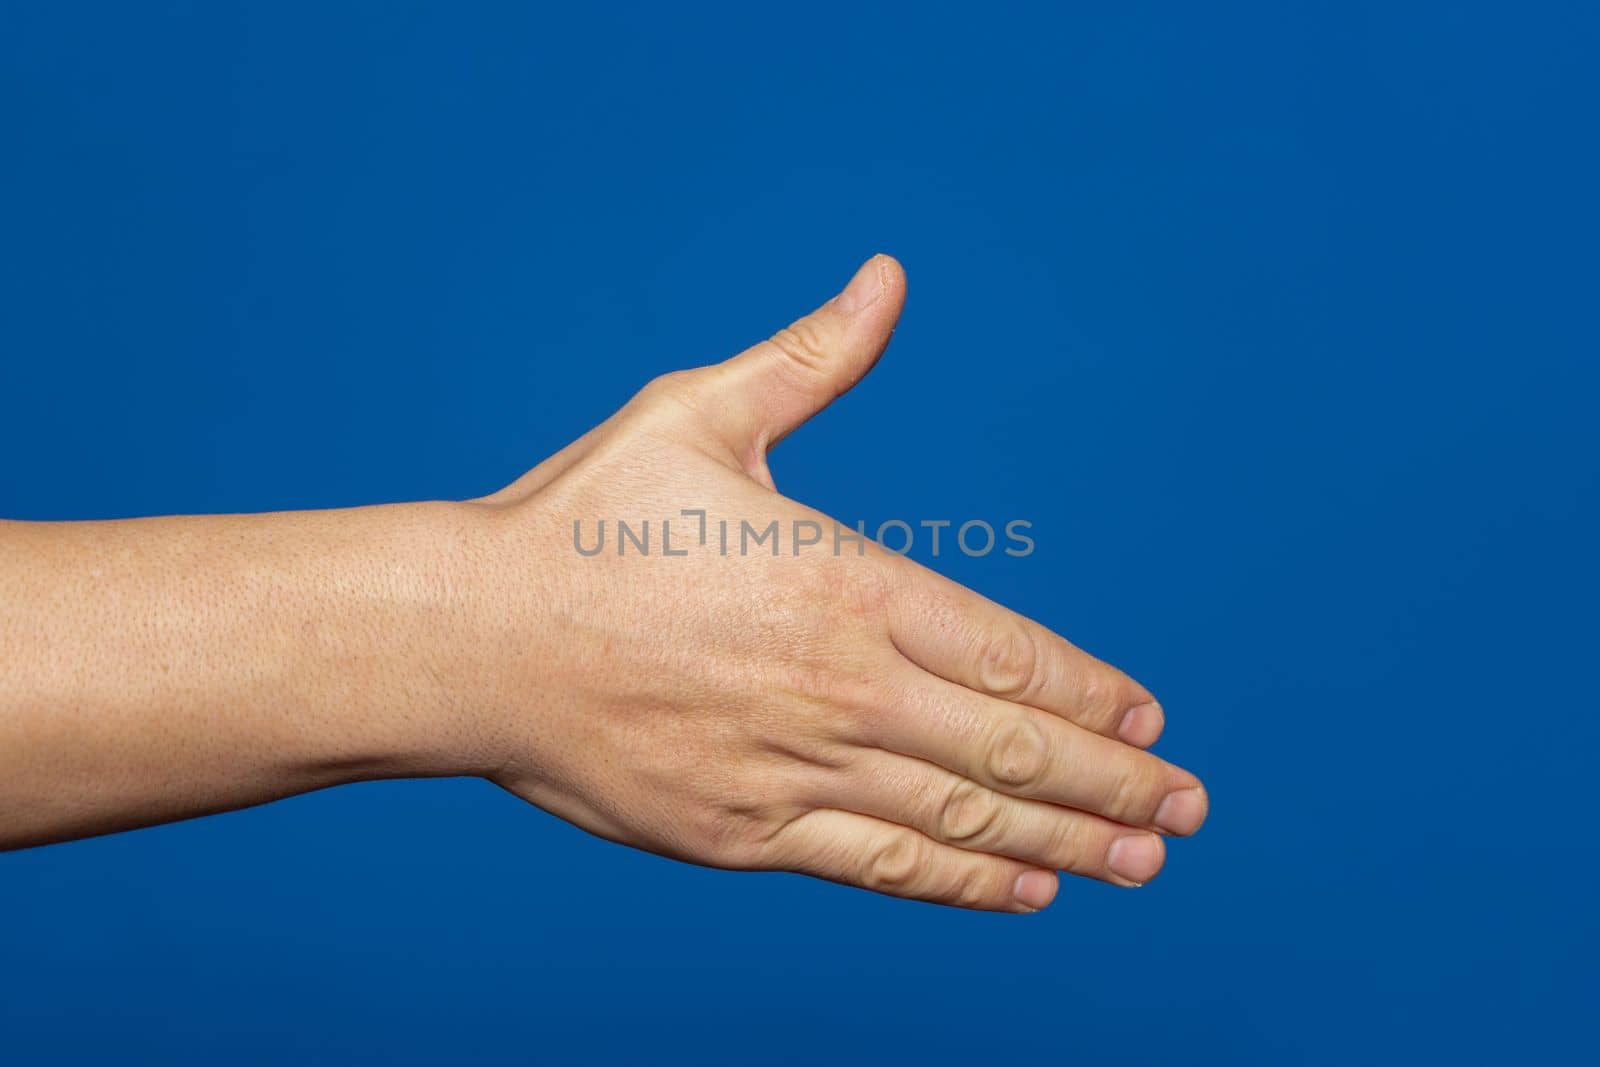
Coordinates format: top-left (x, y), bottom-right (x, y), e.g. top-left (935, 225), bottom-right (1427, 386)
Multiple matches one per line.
top-left (714, 254), bottom-right (906, 454)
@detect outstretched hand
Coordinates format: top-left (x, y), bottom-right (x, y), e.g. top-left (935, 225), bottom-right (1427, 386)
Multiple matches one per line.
top-left (454, 256), bottom-right (1207, 911)
top-left (0, 257), bottom-right (1205, 911)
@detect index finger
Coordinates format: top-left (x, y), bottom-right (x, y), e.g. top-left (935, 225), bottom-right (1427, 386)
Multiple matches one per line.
top-left (885, 559), bottom-right (1167, 747)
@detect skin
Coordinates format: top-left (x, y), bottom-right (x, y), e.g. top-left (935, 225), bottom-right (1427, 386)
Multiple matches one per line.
top-left (0, 256), bottom-right (1207, 911)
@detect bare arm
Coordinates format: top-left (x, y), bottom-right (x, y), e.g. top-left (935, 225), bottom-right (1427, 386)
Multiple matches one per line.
top-left (0, 502), bottom-right (483, 847)
top-left (0, 257), bottom-right (1207, 910)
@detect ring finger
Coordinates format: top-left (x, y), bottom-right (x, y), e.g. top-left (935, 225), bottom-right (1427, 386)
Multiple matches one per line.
top-left (826, 749), bottom-right (1167, 887)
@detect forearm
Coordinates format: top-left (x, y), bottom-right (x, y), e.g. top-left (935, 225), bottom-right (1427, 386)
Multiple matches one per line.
top-left (0, 502), bottom-right (483, 849)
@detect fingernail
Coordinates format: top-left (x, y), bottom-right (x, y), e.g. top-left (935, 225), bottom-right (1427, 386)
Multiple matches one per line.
top-left (1117, 702), bottom-right (1165, 747)
top-left (1106, 833), bottom-right (1164, 885)
top-left (834, 255), bottom-right (886, 315)
top-left (1153, 786), bottom-right (1208, 836)
top-left (1012, 869), bottom-right (1058, 911)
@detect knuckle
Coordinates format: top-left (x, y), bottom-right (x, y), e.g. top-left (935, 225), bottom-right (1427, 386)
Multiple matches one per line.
top-left (837, 561), bottom-right (890, 618)
top-left (708, 832), bottom-right (768, 871)
top-left (984, 718), bottom-right (1050, 790)
top-left (826, 690), bottom-right (881, 741)
top-left (747, 813), bottom-right (809, 872)
top-left (1078, 667), bottom-right (1131, 726)
top-left (633, 369), bottom-right (711, 421)
top-left (862, 829), bottom-right (929, 892)
top-left (937, 781), bottom-right (1003, 844)
top-left (800, 662), bottom-right (891, 741)
top-left (805, 559), bottom-right (890, 629)
top-left (790, 734), bottom-right (857, 773)
top-left (1105, 762), bottom-right (1165, 824)
top-left (1079, 673), bottom-right (1114, 717)
top-left (777, 657), bottom-right (845, 706)
top-left (944, 864), bottom-right (994, 910)
top-left (715, 794), bottom-right (815, 872)
top-left (639, 368), bottom-right (697, 401)
top-left (691, 808), bottom-right (762, 866)
top-left (767, 319), bottom-right (832, 375)
top-left (772, 644), bottom-right (881, 717)
top-left (977, 623), bottom-right (1040, 700)
top-left (1040, 814), bottom-right (1090, 869)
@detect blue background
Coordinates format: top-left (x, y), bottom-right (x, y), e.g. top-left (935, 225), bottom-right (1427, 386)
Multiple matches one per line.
top-left (3, 3), bottom-right (1596, 1064)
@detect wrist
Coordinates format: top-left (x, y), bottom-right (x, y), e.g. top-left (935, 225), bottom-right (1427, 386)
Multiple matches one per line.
top-left (344, 498), bottom-right (504, 783)
top-left (231, 497), bottom-right (501, 789)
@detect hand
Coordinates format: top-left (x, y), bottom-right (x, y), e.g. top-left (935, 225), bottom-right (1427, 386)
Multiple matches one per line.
top-left (452, 256), bottom-right (1208, 911)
